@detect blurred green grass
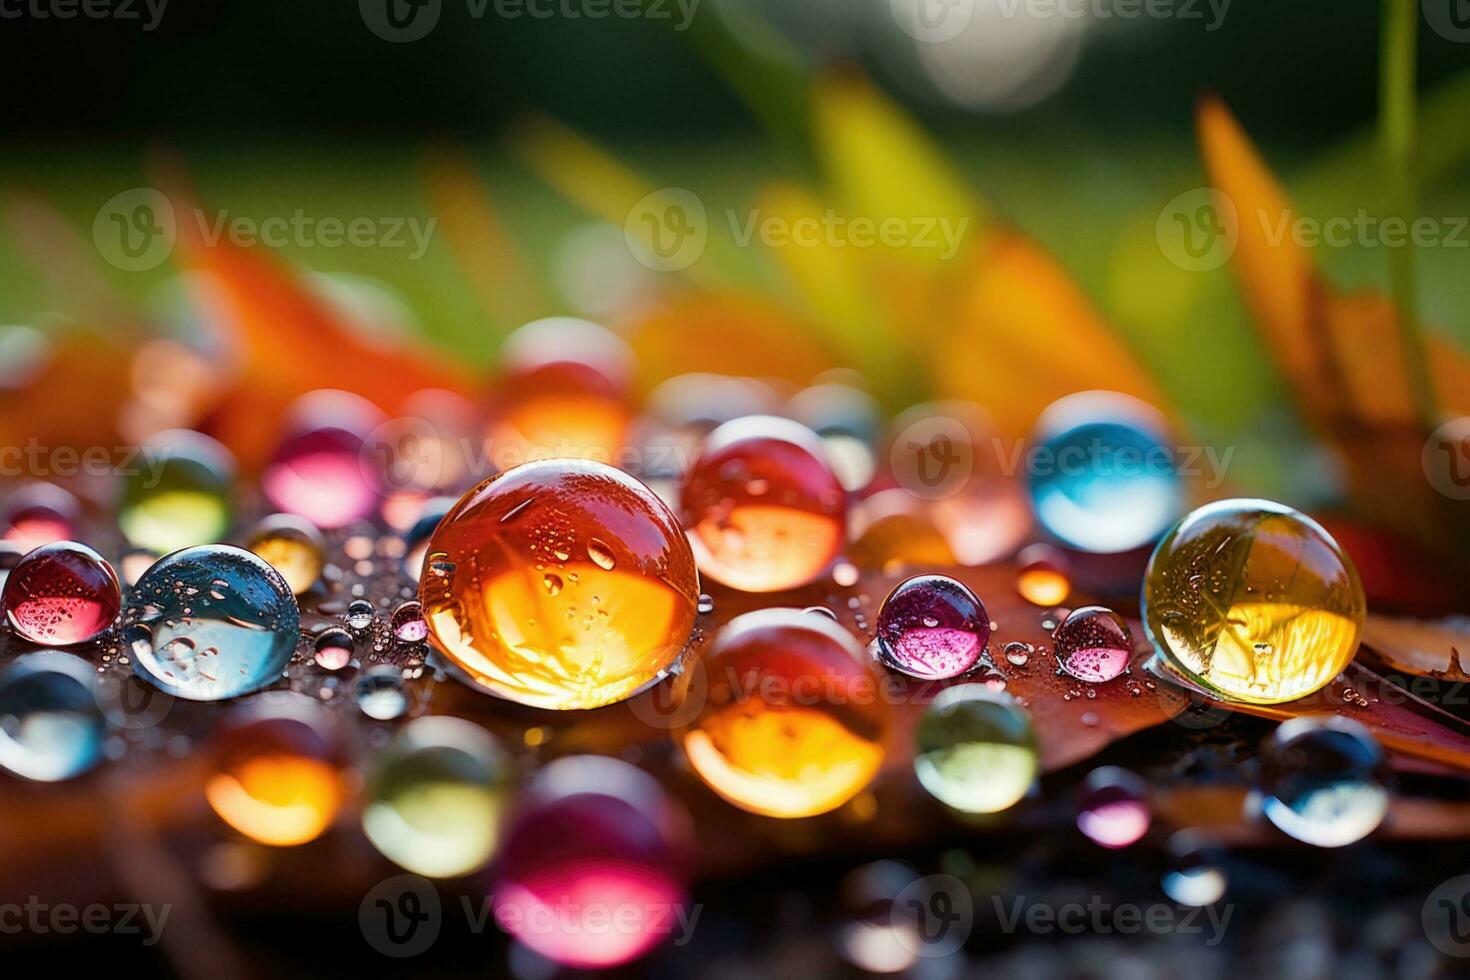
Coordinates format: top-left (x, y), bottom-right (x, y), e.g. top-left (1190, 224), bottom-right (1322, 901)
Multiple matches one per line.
top-left (1, 125), bottom-right (1467, 503)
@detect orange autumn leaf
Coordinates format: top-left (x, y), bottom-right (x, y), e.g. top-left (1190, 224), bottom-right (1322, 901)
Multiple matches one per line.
top-left (0, 330), bottom-right (133, 455)
top-left (176, 230), bottom-right (470, 470)
top-left (1326, 290), bottom-right (1470, 426)
top-left (1196, 95), bottom-right (1329, 413)
top-left (934, 229), bottom-right (1170, 439)
top-left (622, 291), bottom-right (836, 393)
top-left (1197, 95), bottom-right (1470, 426)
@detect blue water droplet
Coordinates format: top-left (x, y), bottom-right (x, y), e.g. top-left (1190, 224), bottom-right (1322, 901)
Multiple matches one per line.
top-left (128, 546), bottom-right (299, 702)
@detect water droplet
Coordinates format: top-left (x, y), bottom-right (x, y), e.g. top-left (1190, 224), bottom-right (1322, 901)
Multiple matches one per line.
top-left (1053, 606), bottom-right (1131, 684)
top-left (314, 627), bottom-right (355, 670)
top-left (353, 665), bottom-right (410, 721)
top-left (1076, 766), bottom-right (1149, 848)
top-left (1003, 641), bottom-right (1031, 667)
top-left (587, 538), bottom-right (617, 571)
top-left (1257, 716), bottom-right (1388, 847)
top-left (874, 575), bottom-right (989, 680)
top-left (391, 601), bottom-right (428, 645)
top-left (346, 599), bottom-right (376, 631)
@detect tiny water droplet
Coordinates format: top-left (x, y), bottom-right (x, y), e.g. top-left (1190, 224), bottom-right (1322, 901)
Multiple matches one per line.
top-left (587, 538), bottom-right (616, 571)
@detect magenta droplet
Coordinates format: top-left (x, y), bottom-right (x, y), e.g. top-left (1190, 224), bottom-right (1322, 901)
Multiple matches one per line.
top-left (2, 541), bottom-right (121, 646)
top-left (875, 575), bottom-right (989, 680)
top-left (1, 483), bottom-right (80, 552)
top-left (493, 756), bottom-right (690, 969)
top-left (262, 390), bottom-right (385, 529)
top-left (1053, 606), bottom-right (1132, 683)
top-left (391, 600), bottom-right (428, 644)
top-left (1076, 766), bottom-right (1150, 848)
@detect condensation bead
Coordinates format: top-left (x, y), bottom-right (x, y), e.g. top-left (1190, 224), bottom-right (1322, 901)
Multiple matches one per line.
top-left (421, 459), bottom-right (699, 710)
top-left (0, 482), bottom-right (81, 551)
top-left (1256, 716), bottom-right (1389, 848)
top-left (1143, 499), bottom-right (1366, 704)
top-left (0, 651), bottom-right (106, 782)
top-left (1016, 542), bottom-right (1071, 607)
top-left (206, 695), bottom-right (347, 846)
top-left (493, 756), bottom-right (691, 969)
top-left (1028, 391), bottom-right (1181, 554)
top-left (127, 545), bottom-right (300, 701)
top-left (362, 716), bottom-right (513, 878)
top-left (679, 608), bottom-right (886, 818)
top-left (119, 429), bottom-right (235, 554)
top-left (1053, 606), bottom-right (1132, 684)
top-left (262, 389), bottom-right (385, 529)
top-left (913, 685), bottom-right (1037, 814)
top-left (488, 317), bottom-right (635, 463)
top-left (2, 541), bottom-right (121, 646)
top-left (874, 575), bottom-right (990, 680)
top-left (354, 665), bottom-right (410, 720)
top-left (680, 415), bottom-right (847, 592)
top-left (1076, 766), bottom-right (1151, 848)
top-left (246, 513), bottom-right (327, 596)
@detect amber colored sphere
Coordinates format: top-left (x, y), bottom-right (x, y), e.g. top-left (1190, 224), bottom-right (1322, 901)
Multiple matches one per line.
top-left (488, 318), bottom-right (634, 464)
top-left (420, 459), bottom-right (700, 710)
top-left (205, 697), bottom-right (348, 847)
top-left (1143, 499), bottom-right (1366, 705)
top-left (679, 608), bottom-right (887, 818)
top-left (680, 416), bottom-right (847, 592)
